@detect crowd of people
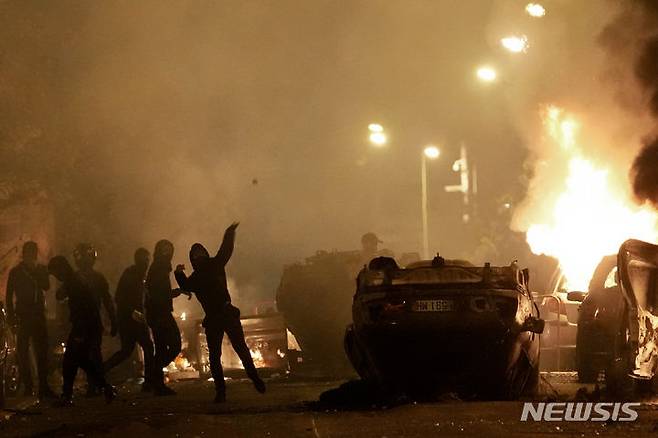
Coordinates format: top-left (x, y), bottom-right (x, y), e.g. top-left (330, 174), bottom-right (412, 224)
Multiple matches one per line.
top-left (3, 222), bottom-right (266, 405)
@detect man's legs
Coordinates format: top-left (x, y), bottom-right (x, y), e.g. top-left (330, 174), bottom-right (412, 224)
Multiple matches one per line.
top-left (150, 314), bottom-right (179, 395)
top-left (15, 322), bottom-right (33, 394)
top-left (205, 326), bottom-right (226, 402)
top-left (31, 317), bottom-right (53, 397)
top-left (62, 331), bottom-right (82, 400)
top-left (103, 321), bottom-right (137, 373)
top-left (78, 330), bottom-right (115, 403)
top-left (224, 308), bottom-right (265, 394)
top-left (134, 324), bottom-right (155, 388)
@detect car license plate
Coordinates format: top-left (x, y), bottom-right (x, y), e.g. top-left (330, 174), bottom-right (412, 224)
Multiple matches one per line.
top-left (413, 299), bottom-right (454, 312)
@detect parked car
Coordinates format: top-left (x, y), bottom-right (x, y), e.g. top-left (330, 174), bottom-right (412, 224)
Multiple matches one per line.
top-left (344, 256), bottom-right (544, 400)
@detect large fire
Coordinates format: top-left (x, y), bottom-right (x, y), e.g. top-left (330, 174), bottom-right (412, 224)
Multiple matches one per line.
top-left (525, 105), bottom-right (658, 291)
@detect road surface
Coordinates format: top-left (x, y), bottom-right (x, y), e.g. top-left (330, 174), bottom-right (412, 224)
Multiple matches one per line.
top-left (1, 373), bottom-right (657, 437)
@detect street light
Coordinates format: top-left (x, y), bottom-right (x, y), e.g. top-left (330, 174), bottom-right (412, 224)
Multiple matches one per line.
top-left (476, 66), bottom-right (497, 83)
top-left (368, 123), bottom-right (387, 147)
top-left (421, 145), bottom-right (440, 259)
top-left (525, 3), bottom-right (546, 17)
top-left (501, 35), bottom-right (528, 53)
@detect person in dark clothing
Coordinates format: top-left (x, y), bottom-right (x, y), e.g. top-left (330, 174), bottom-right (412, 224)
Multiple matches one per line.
top-left (103, 248), bottom-right (155, 391)
top-left (174, 222), bottom-right (265, 403)
top-left (5, 241), bottom-right (56, 399)
top-left (73, 243), bottom-right (117, 397)
top-left (145, 239), bottom-right (187, 396)
top-left (47, 256), bottom-right (116, 406)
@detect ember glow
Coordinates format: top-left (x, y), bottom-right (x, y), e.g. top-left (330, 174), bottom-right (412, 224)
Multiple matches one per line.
top-left (525, 106), bottom-right (658, 291)
top-left (501, 35), bottom-right (528, 53)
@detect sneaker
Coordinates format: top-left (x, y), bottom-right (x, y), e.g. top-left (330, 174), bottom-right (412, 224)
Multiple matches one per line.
top-left (103, 385), bottom-right (117, 404)
top-left (153, 385), bottom-right (176, 396)
top-left (252, 377), bottom-right (266, 394)
top-left (213, 391), bottom-right (226, 403)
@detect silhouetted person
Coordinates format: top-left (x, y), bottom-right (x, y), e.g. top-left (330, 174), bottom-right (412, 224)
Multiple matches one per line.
top-left (5, 241), bottom-right (55, 399)
top-left (145, 239), bottom-right (186, 396)
top-left (73, 243), bottom-right (117, 396)
top-left (48, 256), bottom-right (116, 406)
top-left (174, 222), bottom-right (265, 403)
top-left (103, 248), bottom-right (155, 391)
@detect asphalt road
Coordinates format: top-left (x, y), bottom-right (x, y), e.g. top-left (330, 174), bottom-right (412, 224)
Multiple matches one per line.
top-left (1, 373), bottom-right (658, 437)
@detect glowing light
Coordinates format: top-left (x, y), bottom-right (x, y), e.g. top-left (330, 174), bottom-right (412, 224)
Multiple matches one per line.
top-left (423, 145), bottom-right (440, 159)
top-left (180, 312), bottom-right (186, 321)
top-left (368, 123), bottom-right (384, 133)
top-left (501, 35), bottom-right (528, 53)
top-left (476, 66), bottom-right (497, 83)
top-left (250, 348), bottom-right (265, 368)
top-left (525, 106), bottom-right (658, 291)
top-left (525, 3), bottom-right (546, 17)
top-left (369, 132), bottom-right (387, 146)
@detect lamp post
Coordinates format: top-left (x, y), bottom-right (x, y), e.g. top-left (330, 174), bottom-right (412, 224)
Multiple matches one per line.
top-left (421, 145), bottom-right (440, 259)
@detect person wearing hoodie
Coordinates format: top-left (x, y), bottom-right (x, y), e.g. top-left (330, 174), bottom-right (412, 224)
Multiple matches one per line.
top-left (103, 247), bottom-right (155, 391)
top-left (145, 239), bottom-right (186, 396)
top-left (174, 222), bottom-right (265, 403)
top-left (48, 256), bottom-right (116, 406)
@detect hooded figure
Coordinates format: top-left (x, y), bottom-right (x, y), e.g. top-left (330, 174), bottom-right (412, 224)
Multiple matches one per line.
top-left (175, 222), bottom-right (265, 403)
top-left (6, 241), bottom-right (55, 399)
top-left (103, 248), bottom-right (156, 391)
top-left (145, 239), bottom-right (185, 396)
top-left (48, 255), bottom-right (116, 406)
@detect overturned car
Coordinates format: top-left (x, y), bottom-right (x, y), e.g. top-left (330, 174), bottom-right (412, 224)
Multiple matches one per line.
top-left (344, 256), bottom-right (544, 399)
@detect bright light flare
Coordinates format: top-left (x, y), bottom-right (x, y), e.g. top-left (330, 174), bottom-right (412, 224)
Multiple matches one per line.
top-left (501, 35), bottom-right (528, 53)
top-left (525, 106), bottom-right (658, 291)
top-left (369, 132), bottom-right (387, 146)
top-left (525, 3), bottom-right (546, 17)
top-left (423, 145), bottom-right (440, 159)
top-left (476, 66), bottom-right (497, 83)
top-left (368, 123), bottom-right (384, 133)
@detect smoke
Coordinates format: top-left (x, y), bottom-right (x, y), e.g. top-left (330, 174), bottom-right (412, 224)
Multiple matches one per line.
top-left (1, 1), bottom-right (511, 300)
top-left (611, 0), bottom-right (658, 207)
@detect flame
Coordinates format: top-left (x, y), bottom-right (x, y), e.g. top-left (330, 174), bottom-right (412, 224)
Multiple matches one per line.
top-left (525, 105), bottom-right (658, 291)
top-left (250, 348), bottom-right (265, 368)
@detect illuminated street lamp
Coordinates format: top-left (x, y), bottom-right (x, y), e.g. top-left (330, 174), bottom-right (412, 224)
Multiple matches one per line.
top-left (525, 3), bottom-right (546, 17)
top-left (368, 123), bottom-right (387, 147)
top-left (476, 65), bottom-right (497, 83)
top-left (501, 35), bottom-right (528, 53)
top-left (421, 145), bottom-right (440, 259)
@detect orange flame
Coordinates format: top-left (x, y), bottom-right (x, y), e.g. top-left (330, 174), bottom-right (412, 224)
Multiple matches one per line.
top-left (525, 106), bottom-right (658, 291)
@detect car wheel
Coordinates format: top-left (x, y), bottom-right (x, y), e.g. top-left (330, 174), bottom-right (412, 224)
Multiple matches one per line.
top-left (500, 352), bottom-right (534, 400)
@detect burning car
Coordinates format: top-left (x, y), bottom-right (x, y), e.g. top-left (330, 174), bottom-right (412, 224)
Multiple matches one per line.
top-left (572, 240), bottom-right (658, 393)
top-left (344, 256), bottom-right (544, 399)
top-left (572, 255), bottom-right (620, 382)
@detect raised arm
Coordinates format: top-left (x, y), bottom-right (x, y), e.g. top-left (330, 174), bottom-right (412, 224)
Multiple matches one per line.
top-left (214, 222), bottom-right (239, 267)
top-left (174, 265), bottom-right (190, 290)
